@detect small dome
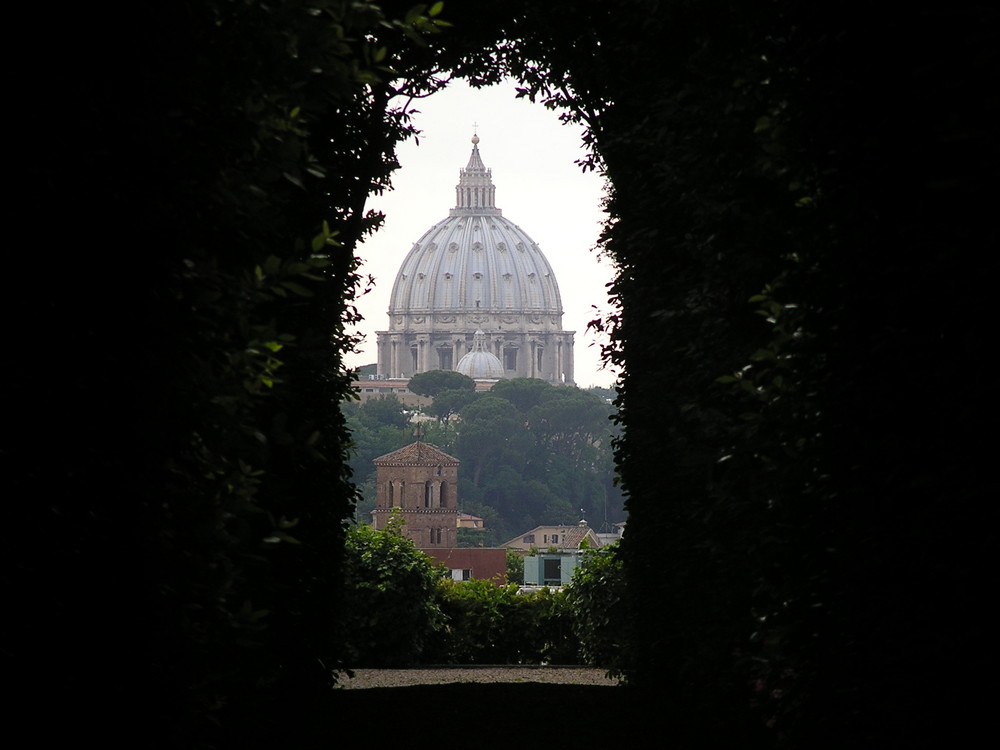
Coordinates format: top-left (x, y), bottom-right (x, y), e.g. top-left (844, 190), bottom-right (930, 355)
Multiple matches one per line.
top-left (456, 331), bottom-right (505, 380)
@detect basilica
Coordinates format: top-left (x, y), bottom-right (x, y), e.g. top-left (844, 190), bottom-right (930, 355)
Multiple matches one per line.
top-left (375, 135), bottom-right (575, 384)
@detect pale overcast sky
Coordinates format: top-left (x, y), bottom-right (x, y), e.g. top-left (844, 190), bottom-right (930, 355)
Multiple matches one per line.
top-left (344, 78), bottom-right (618, 389)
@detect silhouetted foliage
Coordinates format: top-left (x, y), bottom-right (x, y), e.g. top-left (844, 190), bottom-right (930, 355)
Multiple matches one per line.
top-left (474, 2), bottom-right (997, 745)
top-left (18, 2), bottom-right (994, 746)
top-left (12, 1), bottom-right (449, 746)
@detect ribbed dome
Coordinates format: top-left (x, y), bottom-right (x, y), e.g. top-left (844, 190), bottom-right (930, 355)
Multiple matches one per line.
top-left (456, 331), bottom-right (504, 379)
top-left (376, 135), bottom-right (576, 385)
top-left (388, 137), bottom-right (564, 317)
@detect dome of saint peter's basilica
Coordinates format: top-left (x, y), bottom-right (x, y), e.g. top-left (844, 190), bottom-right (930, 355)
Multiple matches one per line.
top-left (376, 134), bottom-right (575, 384)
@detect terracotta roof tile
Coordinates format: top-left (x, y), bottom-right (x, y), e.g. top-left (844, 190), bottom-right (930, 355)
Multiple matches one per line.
top-left (502, 523), bottom-right (602, 550)
top-left (372, 441), bottom-right (460, 466)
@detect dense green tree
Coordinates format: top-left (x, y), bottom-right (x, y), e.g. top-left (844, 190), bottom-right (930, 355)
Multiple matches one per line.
top-left (427, 386), bottom-right (480, 421)
top-left (585, 385), bottom-right (616, 403)
top-left (427, 579), bottom-right (577, 665)
top-left (354, 394), bottom-right (411, 430)
top-left (414, 418), bottom-right (460, 454)
top-left (455, 395), bottom-right (526, 486)
top-left (529, 387), bottom-right (611, 468)
top-left (539, 493), bottom-right (579, 526)
top-left (455, 526), bottom-right (487, 547)
top-left (488, 377), bottom-right (551, 412)
top-left (341, 381), bottom-right (622, 541)
top-left (407, 369), bottom-right (476, 398)
top-left (505, 549), bottom-right (525, 585)
top-left (339, 515), bottom-right (445, 667)
top-left (340, 397), bottom-right (416, 516)
top-left (567, 543), bottom-right (630, 679)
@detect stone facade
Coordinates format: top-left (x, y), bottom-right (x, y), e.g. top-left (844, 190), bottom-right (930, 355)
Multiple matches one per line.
top-left (372, 441), bottom-right (460, 548)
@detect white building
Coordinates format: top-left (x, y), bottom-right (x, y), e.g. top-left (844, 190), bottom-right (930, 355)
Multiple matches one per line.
top-left (376, 134), bottom-right (575, 384)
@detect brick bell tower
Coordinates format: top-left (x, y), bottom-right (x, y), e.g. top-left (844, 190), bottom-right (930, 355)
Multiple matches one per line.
top-left (371, 439), bottom-right (460, 548)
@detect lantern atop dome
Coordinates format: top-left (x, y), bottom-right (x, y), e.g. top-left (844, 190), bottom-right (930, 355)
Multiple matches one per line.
top-left (452, 134), bottom-right (500, 216)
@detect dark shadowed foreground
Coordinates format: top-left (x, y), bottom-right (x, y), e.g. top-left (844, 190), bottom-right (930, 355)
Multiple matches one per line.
top-left (247, 668), bottom-right (771, 748)
top-left (331, 683), bottom-right (637, 745)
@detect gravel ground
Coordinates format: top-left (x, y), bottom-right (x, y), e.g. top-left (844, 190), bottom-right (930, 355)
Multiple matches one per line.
top-left (335, 665), bottom-right (620, 690)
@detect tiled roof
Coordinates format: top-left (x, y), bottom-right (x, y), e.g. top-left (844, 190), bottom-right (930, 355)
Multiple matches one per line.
top-left (502, 523), bottom-right (602, 550)
top-left (373, 441), bottom-right (459, 466)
